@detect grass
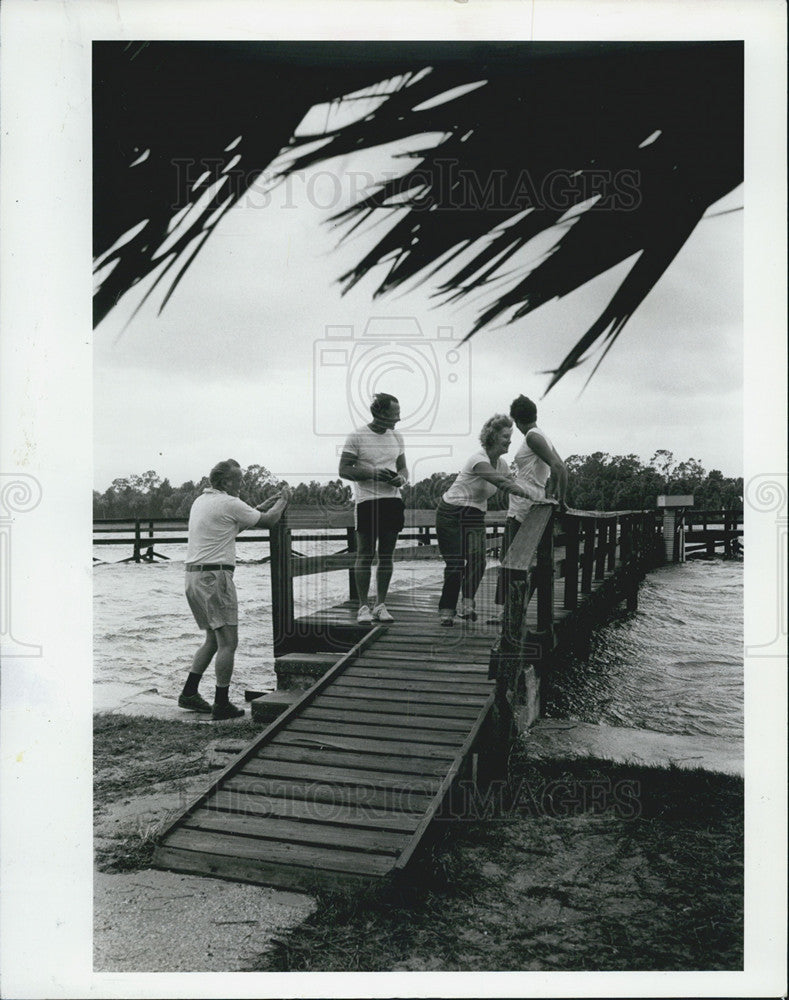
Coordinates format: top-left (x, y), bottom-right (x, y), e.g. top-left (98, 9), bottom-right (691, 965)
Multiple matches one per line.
top-left (93, 712), bottom-right (262, 872)
top-left (93, 712), bottom-right (261, 799)
top-left (93, 714), bottom-right (743, 971)
top-left (254, 753), bottom-right (743, 972)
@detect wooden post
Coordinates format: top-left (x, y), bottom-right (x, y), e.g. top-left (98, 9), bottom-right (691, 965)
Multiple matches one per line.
top-left (619, 516), bottom-right (632, 566)
top-left (563, 514), bottom-right (579, 610)
top-left (270, 520), bottom-right (294, 658)
top-left (606, 518), bottom-right (617, 572)
top-left (536, 509), bottom-right (554, 632)
top-left (146, 518), bottom-right (154, 562)
top-left (501, 572), bottom-right (528, 652)
top-left (346, 526), bottom-right (358, 603)
top-left (133, 520), bottom-right (141, 563)
top-left (619, 516), bottom-right (638, 610)
top-left (581, 517), bottom-right (595, 594)
top-left (594, 517), bottom-right (606, 581)
top-left (723, 510), bottom-right (732, 557)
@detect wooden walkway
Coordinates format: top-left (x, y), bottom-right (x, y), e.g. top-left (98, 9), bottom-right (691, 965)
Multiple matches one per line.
top-left (153, 506), bottom-right (660, 891)
top-left (153, 590), bottom-right (502, 892)
top-left (153, 569), bottom-right (619, 891)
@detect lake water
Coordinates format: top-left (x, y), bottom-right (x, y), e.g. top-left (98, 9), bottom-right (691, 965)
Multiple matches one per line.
top-left (93, 538), bottom-right (445, 710)
top-left (543, 559), bottom-right (743, 750)
top-left (93, 539), bottom-right (742, 753)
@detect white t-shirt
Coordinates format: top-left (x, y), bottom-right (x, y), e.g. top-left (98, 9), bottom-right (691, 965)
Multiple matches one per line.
top-left (508, 426), bottom-right (553, 522)
top-left (442, 450), bottom-right (510, 511)
top-left (185, 488), bottom-right (261, 565)
top-left (342, 425), bottom-right (405, 504)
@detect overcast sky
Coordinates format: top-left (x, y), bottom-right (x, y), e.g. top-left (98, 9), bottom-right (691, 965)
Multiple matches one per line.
top-left (94, 129), bottom-right (743, 491)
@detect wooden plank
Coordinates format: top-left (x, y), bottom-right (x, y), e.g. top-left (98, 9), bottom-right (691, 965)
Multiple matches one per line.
top-left (264, 741), bottom-right (450, 775)
top-left (184, 809), bottom-right (412, 854)
top-left (369, 639), bottom-right (495, 652)
top-left (156, 625), bottom-right (387, 843)
top-left (326, 686), bottom-right (488, 708)
top-left (154, 846), bottom-right (382, 892)
top-left (344, 661), bottom-right (494, 676)
top-left (372, 629), bottom-right (495, 640)
top-left (222, 775), bottom-right (432, 813)
top-left (501, 504), bottom-right (553, 571)
top-left (241, 758), bottom-right (442, 793)
top-left (208, 789), bottom-right (422, 831)
top-left (301, 706), bottom-right (470, 731)
top-left (286, 717), bottom-right (464, 746)
top-left (342, 668), bottom-right (494, 693)
top-left (269, 730), bottom-right (457, 761)
top-left (313, 695), bottom-right (481, 718)
top-left (351, 658), bottom-right (489, 675)
top-left (352, 649), bottom-right (491, 663)
top-left (354, 649), bottom-right (490, 663)
top-left (394, 691), bottom-right (495, 871)
top-left (163, 827), bottom-right (394, 876)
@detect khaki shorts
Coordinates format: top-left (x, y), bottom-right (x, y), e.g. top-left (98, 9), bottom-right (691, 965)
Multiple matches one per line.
top-left (185, 569), bottom-right (238, 630)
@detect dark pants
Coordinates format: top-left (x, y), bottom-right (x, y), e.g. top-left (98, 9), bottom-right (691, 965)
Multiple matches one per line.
top-left (435, 500), bottom-right (487, 612)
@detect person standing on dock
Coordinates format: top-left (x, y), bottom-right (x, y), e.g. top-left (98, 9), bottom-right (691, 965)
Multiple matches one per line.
top-left (491, 394), bottom-right (568, 622)
top-left (339, 393), bottom-right (408, 624)
top-left (436, 415), bottom-right (531, 626)
top-left (180, 459), bottom-right (290, 720)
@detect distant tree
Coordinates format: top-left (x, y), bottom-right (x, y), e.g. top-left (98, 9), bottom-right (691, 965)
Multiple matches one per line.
top-left (92, 457), bottom-right (742, 518)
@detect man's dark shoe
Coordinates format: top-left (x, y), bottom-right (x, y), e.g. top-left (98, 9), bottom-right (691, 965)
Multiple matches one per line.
top-left (178, 692), bottom-right (212, 714)
top-left (211, 701), bottom-right (245, 721)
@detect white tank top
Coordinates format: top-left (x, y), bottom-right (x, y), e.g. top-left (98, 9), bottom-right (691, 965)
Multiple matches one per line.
top-left (507, 426), bottom-right (553, 522)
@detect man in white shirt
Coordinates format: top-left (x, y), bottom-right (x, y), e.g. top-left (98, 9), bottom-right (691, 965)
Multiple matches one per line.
top-left (339, 393), bottom-right (408, 623)
top-left (180, 459), bottom-right (290, 720)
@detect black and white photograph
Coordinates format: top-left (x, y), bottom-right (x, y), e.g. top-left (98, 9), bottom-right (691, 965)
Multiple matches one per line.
top-left (0, 1), bottom-right (786, 997)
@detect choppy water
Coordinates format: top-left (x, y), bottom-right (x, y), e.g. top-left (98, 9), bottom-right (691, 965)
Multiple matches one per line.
top-left (94, 539), bottom-right (742, 751)
top-left (543, 559), bottom-right (743, 748)
top-left (93, 539), bottom-right (444, 710)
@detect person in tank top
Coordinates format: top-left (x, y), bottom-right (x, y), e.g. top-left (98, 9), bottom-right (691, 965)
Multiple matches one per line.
top-left (492, 394), bottom-right (568, 621)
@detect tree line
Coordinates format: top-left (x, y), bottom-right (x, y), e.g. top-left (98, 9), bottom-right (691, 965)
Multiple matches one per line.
top-left (93, 451), bottom-right (742, 520)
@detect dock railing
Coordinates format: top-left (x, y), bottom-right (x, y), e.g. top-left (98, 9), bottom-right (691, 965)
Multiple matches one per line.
top-left (268, 506), bottom-right (509, 657)
top-left (490, 506), bottom-right (663, 734)
top-left (94, 505), bottom-right (735, 661)
top-left (683, 508), bottom-right (743, 558)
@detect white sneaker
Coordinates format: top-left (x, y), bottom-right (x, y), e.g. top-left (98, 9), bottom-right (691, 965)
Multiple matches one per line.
top-left (356, 604), bottom-right (373, 623)
top-left (372, 603), bottom-right (394, 622)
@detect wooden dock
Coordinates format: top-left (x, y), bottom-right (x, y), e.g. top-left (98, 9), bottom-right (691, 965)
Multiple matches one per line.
top-left (153, 505), bottom-right (662, 890)
top-left (153, 615), bottom-right (497, 891)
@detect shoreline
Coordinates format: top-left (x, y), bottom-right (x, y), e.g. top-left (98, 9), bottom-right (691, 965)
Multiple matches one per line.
top-left (94, 709), bottom-right (743, 973)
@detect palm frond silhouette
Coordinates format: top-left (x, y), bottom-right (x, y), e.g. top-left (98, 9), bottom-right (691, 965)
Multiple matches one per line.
top-left (94, 41), bottom-right (742, 391)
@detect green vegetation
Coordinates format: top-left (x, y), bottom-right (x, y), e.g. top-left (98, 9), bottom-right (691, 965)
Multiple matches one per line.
top-left (93, 451), bottom-right (742, 519)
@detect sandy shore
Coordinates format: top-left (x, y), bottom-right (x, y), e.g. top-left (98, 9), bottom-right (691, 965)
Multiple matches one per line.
top-left (93, 710), bottom-right (316, 972)
top-left (94, 705), bottom-right (743, 973)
